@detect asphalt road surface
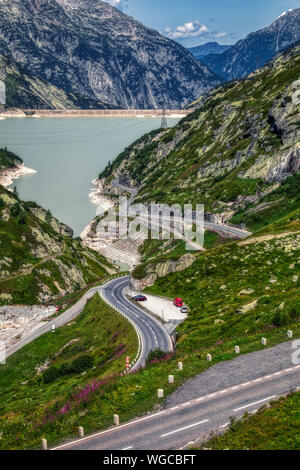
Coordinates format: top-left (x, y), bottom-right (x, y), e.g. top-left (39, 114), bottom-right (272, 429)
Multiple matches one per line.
top-left (101, 276), bottom-right (173, 369)
top-left (204, 221), bottom-right (251, 239)
top-left (5, 285), bottom-right (101, 359)
top-left (52, 342), bottom-right (300, 450)
top-left (6, 276), bottom-right (172, 369)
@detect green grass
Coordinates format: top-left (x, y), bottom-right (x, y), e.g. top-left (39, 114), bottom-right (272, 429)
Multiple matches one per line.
top-left (99, 44), bottom-right (300, 230)
top-left (196, 392), bottom-right (300, 450)
top-left (0, 294), bottom-right (138, 449)
top-left (146, 229), bottom-right (300, 353)
top-left (230, 173), bottom-right (300, 232)
top-left (0, 179), bottom-right (114, 305)
top-left (1, 225), bottom-right (299, 450)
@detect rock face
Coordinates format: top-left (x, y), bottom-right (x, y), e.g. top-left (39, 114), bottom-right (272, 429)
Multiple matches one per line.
top-left (0, 0), bottom-right (222, 109)
top-left (131, 253), bottom-right (196, 290)
top-left (0, 305), bottom-right (55, 347)
top-left (98, 43), bottom-right (300, 229)
top-left (202, 9), bottom-right (300, 80)
top-left (0, 54), bottom-right (113, 109)
top-left (0, 150), bottom-right (114, 306)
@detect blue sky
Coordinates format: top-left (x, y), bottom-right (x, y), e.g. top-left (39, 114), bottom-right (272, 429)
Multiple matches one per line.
top-left (107, 0), bottom-right (300, 47)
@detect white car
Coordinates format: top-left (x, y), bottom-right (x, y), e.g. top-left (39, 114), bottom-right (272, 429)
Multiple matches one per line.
top-left (180, 306), bottom-right (188, 314)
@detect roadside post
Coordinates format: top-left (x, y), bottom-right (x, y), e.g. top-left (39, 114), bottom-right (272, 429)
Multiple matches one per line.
top-left (42, 439), bottom-right (47, 450)
top-left (126, 356), bottom-right (130, 372)
top-left (114, 414), bottom-right (120, 426)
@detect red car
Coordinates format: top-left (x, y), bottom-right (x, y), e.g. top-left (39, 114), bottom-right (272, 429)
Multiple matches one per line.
top-left (173, 297), bottom-right (183, 307)
top-left (132, 295), bottom-right (147, 302)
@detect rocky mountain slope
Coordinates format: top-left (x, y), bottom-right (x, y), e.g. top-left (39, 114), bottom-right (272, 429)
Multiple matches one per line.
top-left (202, 8), bottom-right (300, 80)
top-left (189, 42), bottom-right (231, 60)
top-left (99, 43), bottom-right (300, 234)
top-left (0, 150), bottom-right (114, 305)
top-left (0, 54), bottom-right (114, 110)
top-left (0, 0), bottom-right (222, 109)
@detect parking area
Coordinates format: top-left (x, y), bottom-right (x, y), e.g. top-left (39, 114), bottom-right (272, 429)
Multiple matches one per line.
top-left (128, 289), bottom-right (188, 323)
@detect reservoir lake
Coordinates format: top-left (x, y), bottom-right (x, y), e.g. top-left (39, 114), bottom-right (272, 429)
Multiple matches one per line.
top-left (0, 117), bottom-right (179, 236)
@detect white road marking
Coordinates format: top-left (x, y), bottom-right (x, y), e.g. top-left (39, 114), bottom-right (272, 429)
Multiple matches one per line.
top-left (122, 446), bottom-right (133, 450)
top-left (170, 406), bottom-right (179, 410)
top-left (233, 395), bottom-right (276, 412)
top-left (220, 423), bottom-right (230, 428)
top-left (181, 402), bottom-right (191, 407)
top-left (161, 419), bottom-right (209, 438)
top-left (52, 410), bottom-right (167, 450)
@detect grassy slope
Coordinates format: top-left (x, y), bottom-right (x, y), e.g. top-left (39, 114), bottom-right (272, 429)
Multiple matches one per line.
top-left (197, 392), bottom-right (300, 450)
top-left (100, 44), bottom-right (300, 233)
top-left (146, 222), bottom-right (300, 353)
top-left (0, 223), bottom-right (299, 449)
top-left (0, 150), bottom-right (114, 305)
top-left (92, 46), bottom-right (300, 450)
top-left (1, 47), bottom-right (299, 450)
top-left (0, 295), bottom-right (138, 449)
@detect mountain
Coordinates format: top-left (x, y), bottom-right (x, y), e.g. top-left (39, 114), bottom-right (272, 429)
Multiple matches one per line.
top-left (99, 43), bottom-right (300, 233)
top-left (189, 42), bottom-right (231, 60)
top-left (0, 54), bottom-right (113, 109)
top-left (202, 8), bottom-right (300, 80)
top-left (0, 149), bottom-right (114, 305)
top-left (0, 0), bottom-right (222, 109)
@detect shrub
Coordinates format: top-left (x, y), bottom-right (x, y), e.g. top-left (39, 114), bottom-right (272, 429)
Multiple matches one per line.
top-left (146, 348), bottom-right (166, 365)
top-left (70, 355), bottom-right (93, 373)
top-left (43, 355), bottom-right (93, 383)
top-left (132, 263), bottom-right (147, 280)
top-left (10, 202), bottom-right (22, 218)
top-left (43, 366), bottom-right (59, 384)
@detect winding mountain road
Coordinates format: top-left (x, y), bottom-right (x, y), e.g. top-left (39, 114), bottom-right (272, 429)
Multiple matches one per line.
top-left (5, 274), bottom-right (299, 451)
top-left (5, 214), bottom-right (251, 360)
top-left (101, 276), bottom-right (173, 369)
top-left (5, 285), bottom-right (101, 359)
top-left (6, 276), bottom-right (172, 366)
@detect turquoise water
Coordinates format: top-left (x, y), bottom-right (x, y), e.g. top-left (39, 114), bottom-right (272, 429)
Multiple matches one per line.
top-left (0, 117), bottom-right (179, 236)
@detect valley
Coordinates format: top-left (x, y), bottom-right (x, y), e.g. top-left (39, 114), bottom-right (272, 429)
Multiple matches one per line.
top-left (0, 0), bottom-right (299, 454)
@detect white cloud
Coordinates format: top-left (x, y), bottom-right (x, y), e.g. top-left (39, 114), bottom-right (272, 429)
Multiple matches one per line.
top-left (165, 21), bottom-right (210, 39)
top-left (214, 32), bottom-right (227, 38)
